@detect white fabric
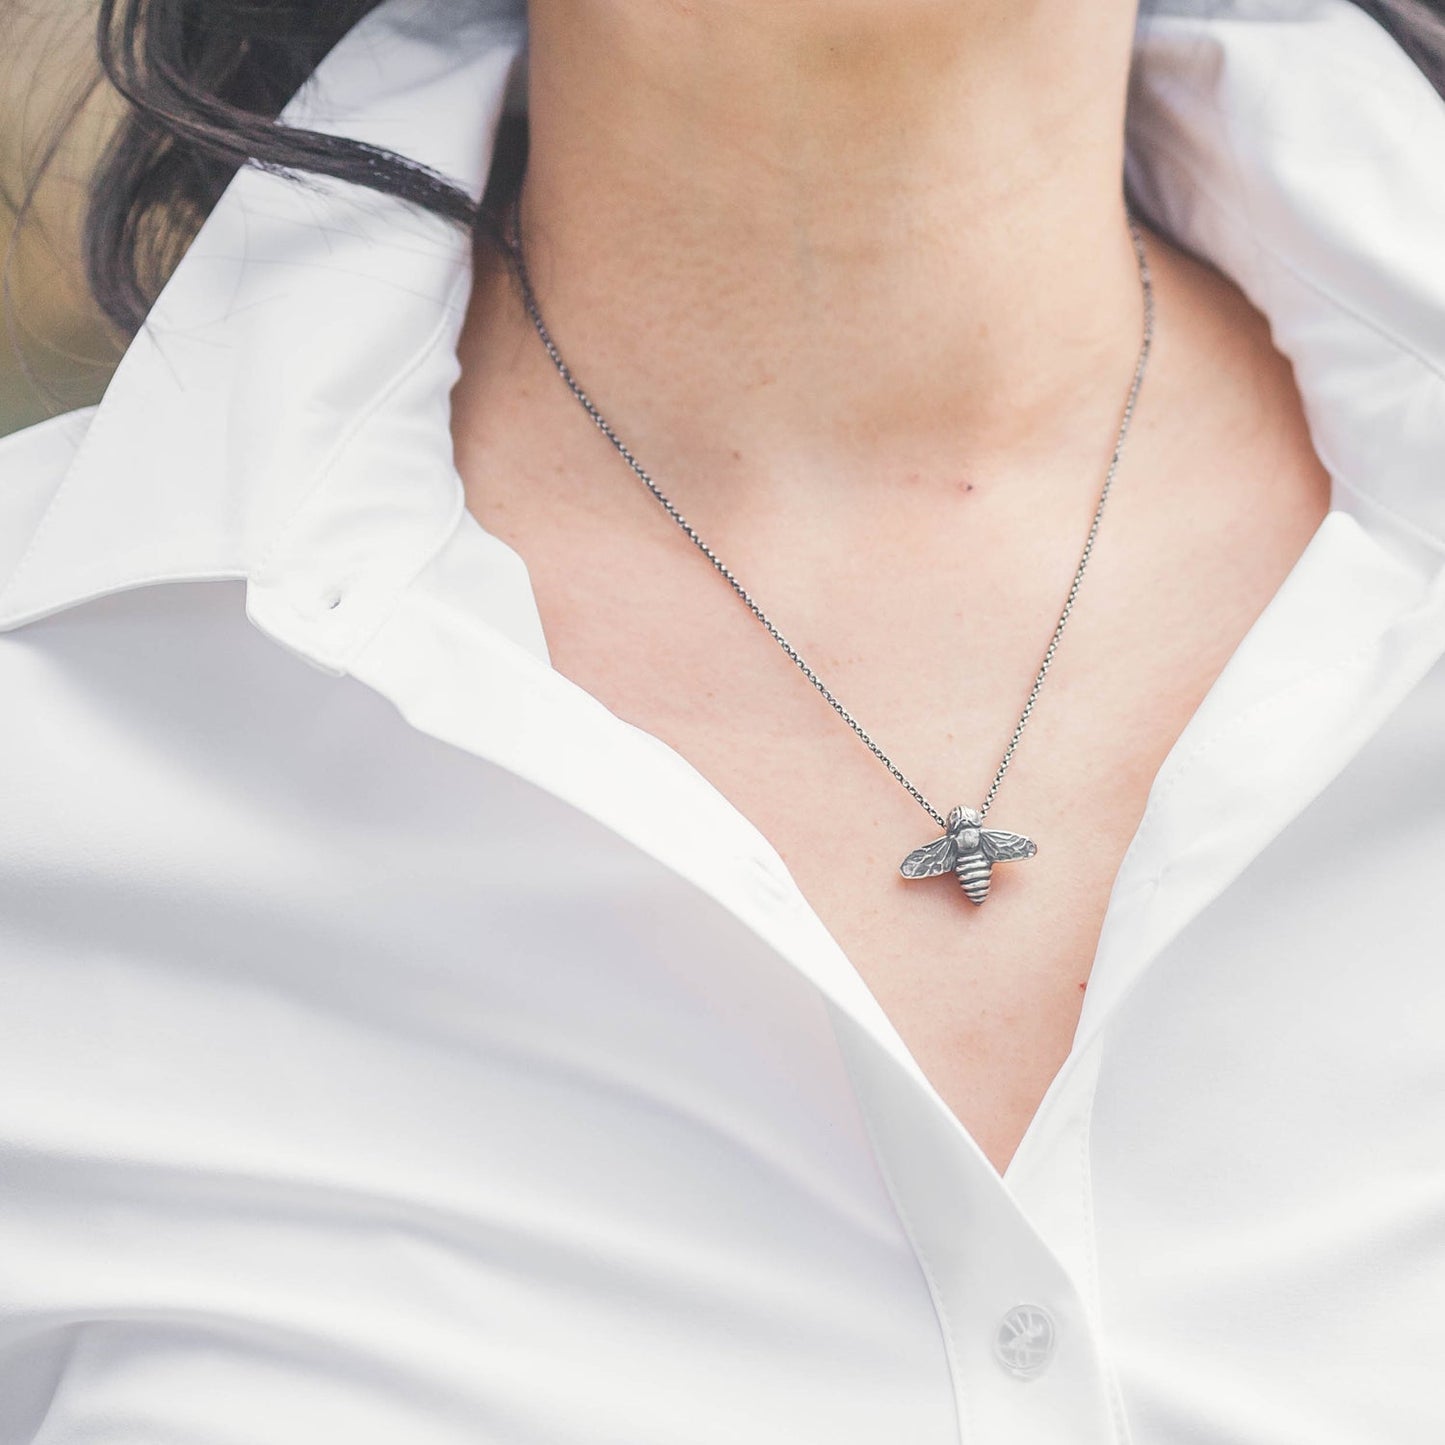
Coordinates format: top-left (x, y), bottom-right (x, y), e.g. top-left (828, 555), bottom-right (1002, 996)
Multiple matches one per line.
top-left (2, 1), bottom-right (1444, 1440)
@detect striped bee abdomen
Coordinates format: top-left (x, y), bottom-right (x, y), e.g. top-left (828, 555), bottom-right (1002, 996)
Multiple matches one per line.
top-left (954, 849), bottom-right (993, 905)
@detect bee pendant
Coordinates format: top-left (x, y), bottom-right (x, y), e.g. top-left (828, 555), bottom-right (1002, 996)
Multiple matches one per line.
top-left (898, 805), bottom-right (1038, 905)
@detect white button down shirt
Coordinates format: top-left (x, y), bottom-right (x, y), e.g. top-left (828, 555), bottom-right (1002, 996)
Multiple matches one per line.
top-left (2, 1), bottom-right (1444, 1441)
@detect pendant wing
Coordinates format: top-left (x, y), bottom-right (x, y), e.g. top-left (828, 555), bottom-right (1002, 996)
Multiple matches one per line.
top-left (979, 829), bottom-right (1038, 863)
top-left (899, 834), bottom-right (958, 879)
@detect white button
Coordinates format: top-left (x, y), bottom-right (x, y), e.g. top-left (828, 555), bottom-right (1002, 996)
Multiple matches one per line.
top-left (994, 1303), bottom-right (1056, 1379)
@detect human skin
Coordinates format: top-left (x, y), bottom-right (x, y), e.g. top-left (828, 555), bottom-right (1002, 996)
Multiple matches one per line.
top-left (457, 0), bottom-right (1335, 1174)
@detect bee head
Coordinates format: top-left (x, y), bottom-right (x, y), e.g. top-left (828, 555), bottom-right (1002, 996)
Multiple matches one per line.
top-left (947, 806), bottom-right (982, 831)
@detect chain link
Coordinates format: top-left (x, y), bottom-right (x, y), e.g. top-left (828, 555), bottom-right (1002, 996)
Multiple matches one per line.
top-left (504, 198), bottom-right (1154, 831)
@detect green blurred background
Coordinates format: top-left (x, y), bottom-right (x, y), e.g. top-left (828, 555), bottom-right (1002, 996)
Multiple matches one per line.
top-left (1, 1), bottom-right (122, 440)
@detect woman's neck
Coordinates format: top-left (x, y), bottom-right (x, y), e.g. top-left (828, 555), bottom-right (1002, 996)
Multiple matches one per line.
top-left (503, 0), bottom-right (1148, 496)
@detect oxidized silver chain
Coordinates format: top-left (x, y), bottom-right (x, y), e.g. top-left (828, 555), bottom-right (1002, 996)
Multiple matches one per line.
top-left (504, 197), bottom-right (1155, 905)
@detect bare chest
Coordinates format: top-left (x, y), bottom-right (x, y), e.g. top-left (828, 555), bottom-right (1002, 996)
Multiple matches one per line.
top-left (458, 450), bottom-right (1329, 1175)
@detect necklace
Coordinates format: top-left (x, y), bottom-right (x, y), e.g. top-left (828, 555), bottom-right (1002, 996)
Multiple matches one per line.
top-left (503, 197), bottom-right (1155, 906)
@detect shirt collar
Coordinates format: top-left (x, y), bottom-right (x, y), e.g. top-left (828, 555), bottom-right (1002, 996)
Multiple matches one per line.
top-left (1, 0), bottom-right (1443, 650)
